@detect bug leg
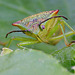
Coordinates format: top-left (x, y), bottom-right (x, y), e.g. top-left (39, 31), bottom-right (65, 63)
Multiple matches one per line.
top-left (59, 24), bottom-right (70, 46)
top-left (6, 30), bottom-right (42, 47)
top-left (62, 20), bottom-right (75, 46)
top-left (62, 20), bottom-right (75, 32)
top-left (6, 38), bottom-right (13, 48)
top-left (17, 40), bottom-right (39, 48)
top-left (6, 37), bottom-right (40, 48)
top-left (69, 41), bottom-right (75, 46)
top-left (49, 31), bottom-right (74, 42)
top-left (59, 24), bottom-right (75, 46)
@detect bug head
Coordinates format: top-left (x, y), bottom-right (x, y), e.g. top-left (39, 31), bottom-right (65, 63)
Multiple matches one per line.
top-left (5, 9), bottom-right (68, 38)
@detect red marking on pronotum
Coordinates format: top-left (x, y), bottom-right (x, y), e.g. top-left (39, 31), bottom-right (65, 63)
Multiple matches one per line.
top-left (12, 21), bottom-right (21, 26)
top-left (55, 9), bottom-right (59, 14)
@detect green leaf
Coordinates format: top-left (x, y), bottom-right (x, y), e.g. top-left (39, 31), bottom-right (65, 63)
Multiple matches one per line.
top-left (52, 44), bottom-right (75, 72)
top-left (0, 48), bottom-right (71, 75)
top-left (25, 44), bottom-right (75, 73)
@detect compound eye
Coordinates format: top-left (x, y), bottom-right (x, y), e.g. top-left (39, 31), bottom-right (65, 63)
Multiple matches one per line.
top-left (41, 25), bottom-right (45, 29)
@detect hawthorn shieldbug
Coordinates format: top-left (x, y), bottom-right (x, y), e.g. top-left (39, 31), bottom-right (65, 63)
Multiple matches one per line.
top-left (6, 9), bottom-right (75, 47)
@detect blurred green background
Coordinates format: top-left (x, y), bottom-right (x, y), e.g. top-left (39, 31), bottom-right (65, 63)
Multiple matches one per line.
top-left (0, 0), bottom-right (75, 49)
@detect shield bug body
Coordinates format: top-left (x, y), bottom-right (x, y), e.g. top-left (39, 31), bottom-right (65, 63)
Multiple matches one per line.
top-left (6, 9), bottom-right (75, 47)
